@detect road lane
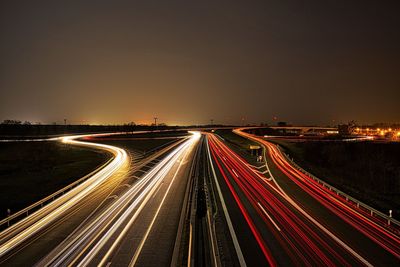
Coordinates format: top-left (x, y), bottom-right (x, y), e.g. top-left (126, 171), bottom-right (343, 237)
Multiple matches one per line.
top-left (115, 133), bottom-right (200, 267)
top-left (35, 132), bottom-right (200, 266)
top-left (207, 133), bottom-right (377, 266)
top-left (233, 129), bottom-right (400, 266)
top-left (0, 132), bottom-right (193, 266)
top-left (205, 138), bottom-right (246, 267)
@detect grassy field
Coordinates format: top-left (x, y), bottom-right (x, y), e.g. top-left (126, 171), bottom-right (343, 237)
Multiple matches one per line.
top-left (89, 131), bottom-right (190, 155)
top-left (214, 129), bottom-right (259, 151)
top-left (0, 141), bottom-right (110, 218)
top-left (270, 139), bottom-right (400, 217)
top-left (100, 130), bottom-right (190, 139)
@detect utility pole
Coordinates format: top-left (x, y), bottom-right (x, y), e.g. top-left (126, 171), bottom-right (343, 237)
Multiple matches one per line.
top-left (210, 119), bottom-right (214, 126)
top-left (64, 119), bottom-right (67, 126)
top-left (154, 117), bottom-right (158, 127)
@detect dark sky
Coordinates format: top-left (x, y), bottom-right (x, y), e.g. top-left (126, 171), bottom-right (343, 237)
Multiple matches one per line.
top-left (1, 1), bottom-right (399, 125)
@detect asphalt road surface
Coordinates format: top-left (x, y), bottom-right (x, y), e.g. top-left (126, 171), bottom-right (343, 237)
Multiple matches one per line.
top-left (1, 129), bottom-right (399, 266)
top-left (204, 130), bottom-right (399, 266)
top-left (0, 132), bottom-right (200, 266)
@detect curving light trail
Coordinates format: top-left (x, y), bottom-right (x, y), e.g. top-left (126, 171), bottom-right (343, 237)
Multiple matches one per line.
top-left (234, 128), bottom-right (400, 262)
top-left (0, 133), bottom-right (129, 258)
top-left (39, 131), bottom-right (200, 266)
top-left (207, 133), bottom-right (375, 266)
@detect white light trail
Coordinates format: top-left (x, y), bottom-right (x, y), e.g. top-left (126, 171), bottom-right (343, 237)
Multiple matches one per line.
top-left (42, 132), bottom-right (200, 266)
top-left (0, 133), bottom-right (128, 258)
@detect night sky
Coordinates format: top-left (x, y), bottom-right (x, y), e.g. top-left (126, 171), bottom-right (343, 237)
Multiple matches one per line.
top-left (1, 1), bottom-right (399, 125)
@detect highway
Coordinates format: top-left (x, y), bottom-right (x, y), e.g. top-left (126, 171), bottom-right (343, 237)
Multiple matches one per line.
top-left (206, 131), bottom-right (400, 266)
top-left (1, 129), bottom-right (399, 266)
top-left (0, 132), bottom-right (200, 266)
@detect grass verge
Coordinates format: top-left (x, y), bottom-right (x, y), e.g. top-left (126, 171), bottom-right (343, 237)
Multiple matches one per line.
top-left (268, 139), bottom-right (400, 217)
top-left (0, 141), bottom-right (110, 218)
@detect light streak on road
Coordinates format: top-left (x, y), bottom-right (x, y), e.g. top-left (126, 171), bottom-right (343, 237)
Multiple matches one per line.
top-left (39, 132), bottom-right (200, 266)
top-left (207, 133), bottom-right (372, 266)
top-left (0, 133), bottom-right (129, 259)
top-left (205, 138), bottom-right (247, 267)
top-left (127, 134), bottom-right (198, 267)
top-left (234, 128), bottom-right (400, 263)
top-left (208, 134), bottom-right (277, 266)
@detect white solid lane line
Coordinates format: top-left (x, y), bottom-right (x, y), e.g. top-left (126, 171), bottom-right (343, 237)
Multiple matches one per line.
top-left (257, 203), bottom-right (281, 232)
top-left (206, 137), bottom-right (247, 267)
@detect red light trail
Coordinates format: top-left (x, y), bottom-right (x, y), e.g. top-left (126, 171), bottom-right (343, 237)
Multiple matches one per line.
top-left (207, 133), bottom-right (367, 266)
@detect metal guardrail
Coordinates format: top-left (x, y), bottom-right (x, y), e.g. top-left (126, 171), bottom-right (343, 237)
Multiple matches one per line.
top-left (277, 146), bottom-right (400, 230)
top-left (187, 136), bottom-right (220, 267)
top-left (0, 157), bottom-right (113, 228)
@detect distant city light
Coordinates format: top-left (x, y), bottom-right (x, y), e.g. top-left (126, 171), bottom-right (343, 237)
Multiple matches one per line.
top-left (327, 130), bottom-right (339, 134)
